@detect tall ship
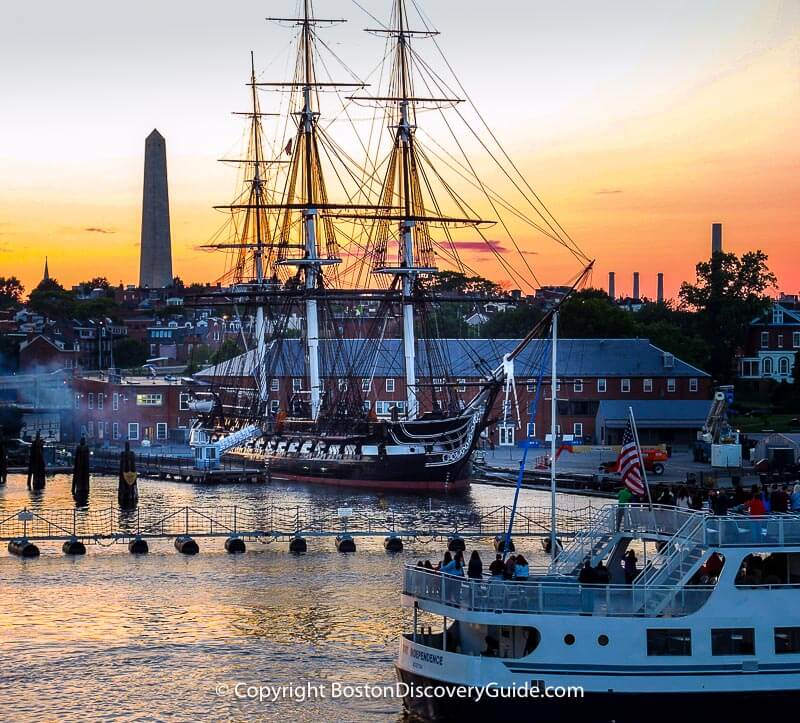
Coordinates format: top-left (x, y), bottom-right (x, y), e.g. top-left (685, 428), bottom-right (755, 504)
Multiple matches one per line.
top-left (187, 0), bottom-right (591, 492)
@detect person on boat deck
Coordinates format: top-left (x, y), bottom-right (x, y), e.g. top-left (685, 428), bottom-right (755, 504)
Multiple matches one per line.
top-left (594, 561), bottom-right (611, 585)
top-left (700, 552), bottom-right (724, 581)
top-left (623, 549), bottom-right (638, 584)
top-left (675, 486), bottom-right (691, 509)
top-left (792, 483), bottom-right (800, 512)
top-left (503, 554), bottom-right (517, 580)
top-left (771, 484), bottom-right (789, 513)
top-left (489, 553), bottom-right (505, 579)
top-left (616, 485), bottom-right (633, 530)
top-left (747, 488), bottom-right (766, 516)
top-left (423, 560), bottom-right (434, 570)
top-left (436, 551), bottom-right (452, 571)
top-left (710, 489), bottom-right (729, 516)
top-left (27, 431), bottom-right (47, 491)
top-left (690, 489), bottom-right (704, 511)
top-left (514, 555), bottom-right (529, 581)
top-left (482, 635), bottom-right (499, 657)
top-left (578, 560), bottom-right (595, 584)
top-left (467, 550), bottom-right (483, 579)
top-left (441, 552), bottom-right (464, 577)
top-left (657, 486), bottom-right (675, 506)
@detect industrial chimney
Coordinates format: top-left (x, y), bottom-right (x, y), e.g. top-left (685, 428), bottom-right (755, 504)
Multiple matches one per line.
top-left (633, 272), bottom-right (640, 301)
top-left (657, 273), bottom-right (664, 304)
top-left (711, 223), bottom-right (723, 255)
top-left (608, 271), bottom-right (616, 300)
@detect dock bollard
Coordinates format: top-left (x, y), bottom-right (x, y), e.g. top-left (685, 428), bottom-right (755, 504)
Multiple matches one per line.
top-left (335, 534), bottom-right (356, 553)
top-left (174, 535), bottom-right (199, 555)
top-left (62, 537), bottom-right (87, 555)
top-left (493, 534), bottom-right (515, 553)
top-left (288, 536), bottom-right (307, 553)
top-left (8, 538), bottom-right (40, 558)
top-left (447, 535), bottom-right (466, 552)
top-left (224, 536), bottom-right (246, 554)
top-left (128, 536), bottom-right (149, 554)
top-left (384, 533), bottom-right (403, 553)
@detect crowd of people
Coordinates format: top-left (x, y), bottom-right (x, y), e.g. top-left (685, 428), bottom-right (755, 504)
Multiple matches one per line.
top-left (416, 550), bottom-right (531, 581)
top-left (624, 482), bottom-right (800, 516)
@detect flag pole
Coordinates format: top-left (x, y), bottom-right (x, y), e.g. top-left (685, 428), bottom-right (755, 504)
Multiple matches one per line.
top-left (628, 405), bottom-right (653, 510)
top-left (549, 310), bottom-right (558, 559)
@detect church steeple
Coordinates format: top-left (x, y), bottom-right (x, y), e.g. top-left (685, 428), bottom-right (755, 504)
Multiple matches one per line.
top-left (43, 256), bottom-right (50, 282)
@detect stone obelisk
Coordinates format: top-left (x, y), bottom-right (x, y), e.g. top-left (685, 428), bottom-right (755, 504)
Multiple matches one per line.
top-left (138, 129), bottom-right (173, 288)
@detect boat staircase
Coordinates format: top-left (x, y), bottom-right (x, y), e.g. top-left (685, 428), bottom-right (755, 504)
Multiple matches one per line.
top-left (632, 512), bottom-right (708, 614)
top-left (549, 505), bottom-right (620, 576)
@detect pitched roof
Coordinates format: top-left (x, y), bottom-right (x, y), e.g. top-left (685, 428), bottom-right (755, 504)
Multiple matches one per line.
top-left (195, 338), bottom-right (709, 380)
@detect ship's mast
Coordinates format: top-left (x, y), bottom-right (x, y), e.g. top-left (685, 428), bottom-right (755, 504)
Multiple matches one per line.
top-left (299, 0), bottom-right (323, 420)
top-left (396, 0), bottom-right (419, 419)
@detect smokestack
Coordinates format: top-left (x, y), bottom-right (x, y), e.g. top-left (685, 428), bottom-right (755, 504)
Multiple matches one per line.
top-left (633, 272), bottom-right (640, 301)
top-left (711, 223), bottom-right (723, 255)
top-left (608, 271), bottom-right (616, 300)
top-left (657, 273), bottom-right (664, 304)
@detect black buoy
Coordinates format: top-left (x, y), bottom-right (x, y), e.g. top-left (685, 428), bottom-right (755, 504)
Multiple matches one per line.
top-left (174, 535), bottom-right (199, 555)
top-left (447, 535), bottom-right (466, 552)
top-left (336, 534), bottom-right (356, 553)
top-left (288, 536), bottom-right (307, 553)
top-left (8, 538), bottom-right (39, 558)
top-left (493, 534), bottom-right (515, 553)
top-left (384, 534), bottom-right (403, 552)
top-left (62, 538), bottom-right (87, 555)
top-left (128, 537), bottom-right (149, 554)
top-left (224, 536), bottom-right (246, 554)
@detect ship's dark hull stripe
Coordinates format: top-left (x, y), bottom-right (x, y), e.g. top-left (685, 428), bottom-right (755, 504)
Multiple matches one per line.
top-left (505, 660), bottom-right (800, 675)
top-left (396, 668), bottom-right (800, 723)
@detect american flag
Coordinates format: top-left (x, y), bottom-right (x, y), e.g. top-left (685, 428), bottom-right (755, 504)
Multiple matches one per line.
top-left (617, 419), bottom-right (645, 496)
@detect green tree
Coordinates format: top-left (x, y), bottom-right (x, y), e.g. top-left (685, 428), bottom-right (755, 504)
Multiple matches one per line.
top-left (679, 250), bottom-right (776, 382)
top-left (484, 304), bottom-right (544, 338)
top-left (27, 278), bottom-right (74, 319)
top-left (0, 276), bottom-right (24, 310)
top-left (212, 339), bottom-right (242, 364)
top-left (113, 338), bottom-right (148, 368)
top-left (559, 289), bottom-right (637, 338)
top-left (79, 276), bottom-right (112, 290)
top-left (423, 271), bottom-right (504, 297)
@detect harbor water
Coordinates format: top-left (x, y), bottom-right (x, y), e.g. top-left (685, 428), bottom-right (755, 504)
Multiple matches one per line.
top-left (0, 473), bottom-right (591, 722)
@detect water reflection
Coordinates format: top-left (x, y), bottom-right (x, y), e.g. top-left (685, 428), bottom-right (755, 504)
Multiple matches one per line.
top-left (0, 473), bottom-right (592, 721)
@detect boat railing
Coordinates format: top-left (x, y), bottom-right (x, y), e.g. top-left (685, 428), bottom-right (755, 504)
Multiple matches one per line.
top-left (706, 514), bottom-right (800, 547)
top-left (403, 565), bottom-right (713, 617)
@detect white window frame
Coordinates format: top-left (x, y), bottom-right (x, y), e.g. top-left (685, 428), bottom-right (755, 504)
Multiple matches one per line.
top-left (87, 421), bottom-right (94, 437)
top-left (156, 422), bottom-right (168, 440)
top-left (97, 393), bottom-right (104, 410)
top-left (270, 400), bottom-right (279, 413)
top-left (689, 378), bottom-right (698, 392)
top-left (761, 331), bottom-right (769, 348)
top-left (128, 422), bottom-right (139, 441)
top-left (498, 424), bottom-right (515, 447)
top-left (597, 378), bottom-right (607, 393)
top-left (457, 378), bottom-right (466, 393)
top-left (135, 393), bottom-right (163, 407)
top-left (778, 334), bottom-right (784, 348)
top-left (74, 393), bottom-right (80, 409)
top-left (643, 378), bottom-right (653, 393)
top-left (573, 379), bottom-right (583, 393)
top-left (764, 357), bottom-right (774, 376)
top-left (621, 378), bottom-right (631, 393)
top-left (292, 378), bottom-right (302, 393)
top-left (667, 378), bottom-right (676, 393)
top-left (385, 378), bottom-right (395, 393)
top-left (526, 380), bottom-right (536, 393)
top-left (88, 392), bottom-right (94, 409)
top-left (361, 378), bottom-right (371, 393)
top-left (113, 392), bottom-right (119, 411)
top-left (573, 422), bottom-right (583, 437)
top-left (270, 378), bottom-right (280, 392)
top-left (112, 422), bottom-right (120, 440)
top-left (793, 332), bottom-right (800, 349)
top-left (526, 421), bottom-right (536, 438)
top-left (779, 357), bottom-right (790, 376)
top-left (179, 393), bottom-right (190, 411)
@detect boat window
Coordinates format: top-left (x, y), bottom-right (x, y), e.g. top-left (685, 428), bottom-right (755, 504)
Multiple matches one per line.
top-left (647, 629), bottom-right (692, 656)
top-left (711, 628), bottom-right (755, 655)
top-left (775, 627), bottom-right (800, 654)
top-left (735, 552), bottom-right (799, 586)
top-left (598, 634), bottom-right (609, 646)
top-left (564, 634), bottom-right (575, 646)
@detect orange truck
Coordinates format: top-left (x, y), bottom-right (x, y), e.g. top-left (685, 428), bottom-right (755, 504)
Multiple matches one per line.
top-left (599, 448), bottom-right (668, 476)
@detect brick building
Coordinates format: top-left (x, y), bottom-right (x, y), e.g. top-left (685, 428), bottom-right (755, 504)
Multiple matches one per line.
top-left (71, 374), bottom-right (189, 446)
top-left (195, 337), bottom-right (712, 446)
top-left (738, 298), bottom-right (800, 385)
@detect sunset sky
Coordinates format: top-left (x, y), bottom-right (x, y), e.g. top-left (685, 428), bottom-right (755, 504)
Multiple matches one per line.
top-left (1, 0), bottom-right (798, 299)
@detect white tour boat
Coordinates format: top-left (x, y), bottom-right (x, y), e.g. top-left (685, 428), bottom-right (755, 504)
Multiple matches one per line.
top-left (397, 503), bottom-right (800, 721)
